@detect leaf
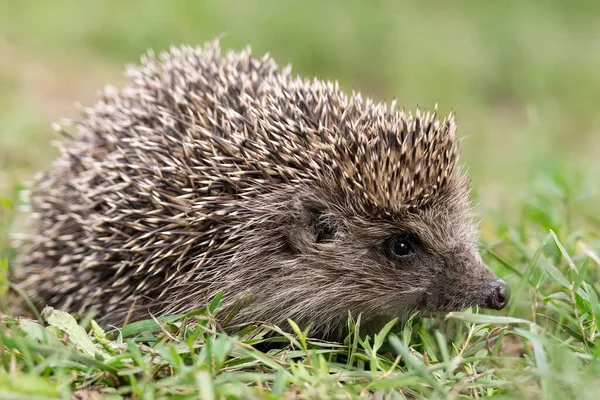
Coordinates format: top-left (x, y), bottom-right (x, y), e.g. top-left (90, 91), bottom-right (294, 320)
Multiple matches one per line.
top-left (446, 311), bottom-right (533, 325)
top-left (388, 334), bottom-right (448, 395)
top-left (195, 370), bottom-right (216, 400)
top-left (113, 314), bottom-right (186, 337)
top-left (271, 369), bottom-right (287, 396)
top-left (513, 327), bottom-right (549, 374)
top-left (550, 230), bottom-right (576, 271)
top-left (42, 307), bottom-right (109, 359)
top-left (0, 374), bottom-right (59, 398)
top-left (508, 233), bottom-right (552, 316)
top-left (20, 319), bottom-right (62, 347)
top-left (485, 248), bottom-right (524, 278)
top-left (373, 318), bottom-right (398, 353)
top-left (544, 292), bottom-right (571, 304)
top-left (287, 318), bottom-right (309, 352)
top-left (367, 374), bottom-right (425, 390)
top-left (541, 258), bottom-right (570, 289)
top-left (434, 331), bottom-right (450, 366)
top-left (208, 291), bottom-right (224, 314)
top-left (574, 259), bottom-right (589, 290)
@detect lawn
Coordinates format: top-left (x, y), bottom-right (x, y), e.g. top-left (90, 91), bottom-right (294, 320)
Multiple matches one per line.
top-left (0, 1), bottom-right (599, 399)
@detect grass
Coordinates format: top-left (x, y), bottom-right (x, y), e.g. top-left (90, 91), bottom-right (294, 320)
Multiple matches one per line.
top-left (1, 1), bottom-right (599, 399)
top-left (8, 166), bottom-right (600, 400)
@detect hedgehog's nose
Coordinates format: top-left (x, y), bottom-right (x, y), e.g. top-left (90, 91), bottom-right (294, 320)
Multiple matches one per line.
top-left (486, 279), bottom-right (510, 310)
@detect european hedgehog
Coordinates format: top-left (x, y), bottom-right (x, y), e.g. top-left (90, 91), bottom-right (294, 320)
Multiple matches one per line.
top-left (17, 41), bottom-right (509, 340)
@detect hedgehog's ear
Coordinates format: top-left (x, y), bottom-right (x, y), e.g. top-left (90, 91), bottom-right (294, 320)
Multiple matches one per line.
top-left (303, 202), bottom-right (337, 244)
top-left (284, 197), bottom-right (338, 254)
top-left (307, 206), bottom-right (336, 244)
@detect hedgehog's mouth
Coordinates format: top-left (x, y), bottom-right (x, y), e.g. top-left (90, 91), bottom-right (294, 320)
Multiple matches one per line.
top-left (419, 295), bottom-right (501, 316)
top-left (428, 288), bottom-right (510, 315)
top-left (417, 303), bottom-right (486, 318)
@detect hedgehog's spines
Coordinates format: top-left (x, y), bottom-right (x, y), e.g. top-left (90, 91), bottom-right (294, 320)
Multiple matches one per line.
top-left (17, 40), bottom-right (468, 332)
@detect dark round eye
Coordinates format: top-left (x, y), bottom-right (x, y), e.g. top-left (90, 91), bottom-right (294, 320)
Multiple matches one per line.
top-left (388, 235), bottom-right (414, 259)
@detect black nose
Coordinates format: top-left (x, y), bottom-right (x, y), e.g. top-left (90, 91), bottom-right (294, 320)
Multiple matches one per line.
top-left (486, 279), bottom-right (510, 310)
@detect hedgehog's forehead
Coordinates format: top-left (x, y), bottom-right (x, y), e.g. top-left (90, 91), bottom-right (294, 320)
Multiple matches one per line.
top-left (314, 109), bottom-right (460, 214)
top-left (335, 187), bottom-right (477, 246)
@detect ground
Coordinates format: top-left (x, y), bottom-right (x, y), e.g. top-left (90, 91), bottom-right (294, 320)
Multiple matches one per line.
top-left (0, 1), bottom-right (599, 399)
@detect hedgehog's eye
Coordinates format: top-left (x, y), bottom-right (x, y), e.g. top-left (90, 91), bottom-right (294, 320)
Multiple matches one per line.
top-left (387, 235), bottom-right (414, 259)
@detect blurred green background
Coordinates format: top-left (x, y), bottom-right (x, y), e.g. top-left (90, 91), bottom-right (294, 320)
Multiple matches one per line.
top-left (0, 0), bottom-right (599, 243)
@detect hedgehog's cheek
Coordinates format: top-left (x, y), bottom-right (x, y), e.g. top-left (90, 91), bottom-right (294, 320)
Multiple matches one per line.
top-left (422, 253), bottom-right (508, 312)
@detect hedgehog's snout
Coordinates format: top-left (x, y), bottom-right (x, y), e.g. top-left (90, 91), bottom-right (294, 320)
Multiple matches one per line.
top-left (484, 278), bottom-right (510, 310)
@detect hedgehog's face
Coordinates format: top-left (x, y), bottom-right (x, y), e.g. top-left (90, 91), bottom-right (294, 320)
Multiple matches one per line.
top-left (372, 206), bottom-right (510, 317)
top-left (285, 191), bottom-right (509, 324)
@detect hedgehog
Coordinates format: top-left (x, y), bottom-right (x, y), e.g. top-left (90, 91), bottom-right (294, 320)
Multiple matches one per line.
top-left (15, 41), bottom-right (509, 341)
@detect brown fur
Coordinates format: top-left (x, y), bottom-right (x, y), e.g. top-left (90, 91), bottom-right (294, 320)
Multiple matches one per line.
top-left (15, 41), bottom-right (505, 340)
